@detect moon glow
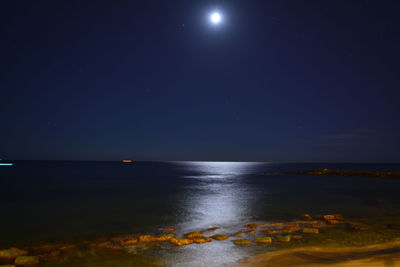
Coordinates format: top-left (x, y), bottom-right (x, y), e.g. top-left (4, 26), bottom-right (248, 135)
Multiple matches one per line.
top-left (210, 12), bottom-right (222, 24)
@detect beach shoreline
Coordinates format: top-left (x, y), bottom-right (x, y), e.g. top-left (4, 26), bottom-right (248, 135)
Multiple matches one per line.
top-left (239, 241), bottom-right (400, 267)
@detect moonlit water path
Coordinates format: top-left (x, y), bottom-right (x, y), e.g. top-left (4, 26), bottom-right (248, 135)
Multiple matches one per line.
top-left (159, 162), bottom-right (265, 267)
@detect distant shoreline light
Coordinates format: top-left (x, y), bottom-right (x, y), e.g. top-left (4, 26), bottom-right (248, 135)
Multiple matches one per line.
top-left (0, 163), bottom-right (13, 166)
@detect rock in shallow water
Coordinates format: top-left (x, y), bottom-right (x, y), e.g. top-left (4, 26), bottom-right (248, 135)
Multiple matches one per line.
top-left (255, 237), bottom-right (272, 243)
top-left (275, 235), bottom-right (291, 242)
top-left (183, 232), bottom-right (203, 239)
top-left (0, 248), bottom-right (27, 260)
top-left (211, 234), bottom-right (230, 241)
top-left (114, 238), bottom-right (138, 246)
top-left (192, 237), bottom-right (212, 244)
top-left (156, 234), bottom-right (175, 242)
top-left (137, 235), bottom-right (157, 242)
top-left (303, 228), bottom-right (319, 234)
top-left (14, 256), bottom-right (39, 266)
top-left (169, 238), bottom-right (193, 246)
top-left (233, 239), bottom-right (252, 245)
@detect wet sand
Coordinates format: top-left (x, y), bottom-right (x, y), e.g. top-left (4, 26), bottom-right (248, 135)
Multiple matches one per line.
top-left (240, 241), bottom-right (400, 267)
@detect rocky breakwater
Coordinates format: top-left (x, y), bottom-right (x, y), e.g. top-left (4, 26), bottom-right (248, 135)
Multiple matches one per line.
top-left (2, 212), bottom-right (399, 265)
top-left (276, 169), bottom-right (400, 179)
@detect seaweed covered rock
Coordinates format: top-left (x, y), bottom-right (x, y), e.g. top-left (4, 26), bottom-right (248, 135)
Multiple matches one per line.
top-left (192, 237), bottom-right (212, 244)
top-left (244, 230), bottom-right (256, 234)
top-left (137, 235), bottom-right (157, 242)
top-left (169, 238), bottom-right (193, 246)
top-left (255, 237), bottom-right (272, 243)
top-left (156, 234), bottom-right (175, 242)
top-left (275, 235), bottom-right (291, 242)
top-left (164, 227), bottom-right (176, 232)
top-left (183, 232), bottom-right (203, 239)
top-left (0, 248), bottom-right (27, 260)
top-left (14, 256), bottom-right (39, 266)
top-left (233, 232), bottom-right (243, 237)
top-left (206, 227), bottom-right (219, 231)
top-left (211, 234), bottom-right (229, 241)
top-left (233, 239), bottom-right (251, 245)
top-left (303, 228), bottom-right (319, 234)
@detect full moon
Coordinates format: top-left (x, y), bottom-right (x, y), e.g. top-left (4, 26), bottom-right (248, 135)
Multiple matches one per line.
top-left (210, 12), bottom-right (222, 24)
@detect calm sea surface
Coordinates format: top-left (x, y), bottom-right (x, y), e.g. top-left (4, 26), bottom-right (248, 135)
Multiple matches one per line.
top-left (1, 161), bottom-right (400, 266)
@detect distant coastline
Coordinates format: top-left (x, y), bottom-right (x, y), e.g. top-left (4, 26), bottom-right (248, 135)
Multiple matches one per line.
top-left (268, 169), bottom-right (400, 179)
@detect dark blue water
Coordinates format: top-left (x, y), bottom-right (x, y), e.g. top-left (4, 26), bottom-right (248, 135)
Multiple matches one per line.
top-left (1, 161), bottom-right (400, 266)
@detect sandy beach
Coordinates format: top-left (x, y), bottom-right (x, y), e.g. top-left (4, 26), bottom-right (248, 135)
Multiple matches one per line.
top-left (240, 241), bottom-right (400, 267)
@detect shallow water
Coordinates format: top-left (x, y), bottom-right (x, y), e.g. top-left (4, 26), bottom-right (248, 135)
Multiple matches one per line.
top-left (1, 161), bottom-right (400, 266)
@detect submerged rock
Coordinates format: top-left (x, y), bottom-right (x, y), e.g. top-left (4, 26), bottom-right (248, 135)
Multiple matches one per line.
top-left (0, 248), bottom-right (27, 260)
top-left (211, 234), bottom-right (230, 241)
top-left (192, 237), bottom-right (212, 244)
top-left (164, 227), bottom-right (176, 232)
top-left (183, 232), bottom-right (203, 239)
top-left (244, 230), bottom-right (256, 234)
top-left (255, 237), bottom-right (272, 243)
top-left (303, 228), bottom-right (319, 234)
top-left (233, 232), bottom-right (243, 237)
top-left (206, 227), bottom-right (219, 231)
top-left (169, 238), bottom-right (193, 246)
top-left (233, 239), bottom-right (252, 245)
top-left (275, 235), bottom-right (291, 242)
top-left (14, 256), bottom-right (39, 266)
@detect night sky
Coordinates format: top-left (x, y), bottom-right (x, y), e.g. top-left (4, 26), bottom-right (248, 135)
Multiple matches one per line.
top-left (1, 1), bottom-right (399, 162)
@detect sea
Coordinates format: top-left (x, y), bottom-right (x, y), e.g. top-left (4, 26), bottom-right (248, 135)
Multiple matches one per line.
top-left (1, 161), bottom-right (400, 266)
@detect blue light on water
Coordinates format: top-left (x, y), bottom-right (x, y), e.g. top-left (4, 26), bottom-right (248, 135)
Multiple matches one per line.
top-left (0, 163), bottom-right (13, 166)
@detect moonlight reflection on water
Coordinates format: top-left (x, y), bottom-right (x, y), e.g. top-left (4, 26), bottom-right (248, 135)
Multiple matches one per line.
top-left (164, 162), bottom-right (265, 267)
